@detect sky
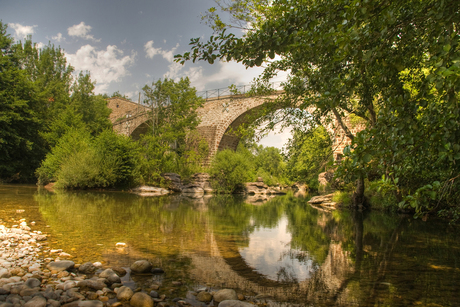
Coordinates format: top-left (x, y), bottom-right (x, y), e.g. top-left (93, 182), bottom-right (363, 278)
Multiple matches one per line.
top-left (2, 0), bottom-right (291, 148)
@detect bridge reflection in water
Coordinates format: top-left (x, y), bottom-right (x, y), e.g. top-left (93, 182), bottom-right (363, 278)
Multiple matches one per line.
top-left (27, 189), bottom-right (460, 307)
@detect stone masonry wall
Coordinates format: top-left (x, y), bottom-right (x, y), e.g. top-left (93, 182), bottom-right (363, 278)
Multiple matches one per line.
top-left (108, 95), bottom-right (364, 161)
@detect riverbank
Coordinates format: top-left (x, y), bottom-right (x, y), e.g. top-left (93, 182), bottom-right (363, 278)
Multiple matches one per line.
top-left (0, 220), bottom-right (279, 307)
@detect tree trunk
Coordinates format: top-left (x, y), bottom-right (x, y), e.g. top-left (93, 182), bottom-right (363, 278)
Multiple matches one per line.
top-left (353, 174), bottom-right (366, 210)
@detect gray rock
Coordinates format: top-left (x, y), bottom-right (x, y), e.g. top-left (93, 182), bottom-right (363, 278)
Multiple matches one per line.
top-left (24, 295), bottom-right (46, 307)
top-left (77, 301), bottom-right (103, 307)
top-left (0, 269), bottom-right (10, 279)
top-left (161, 173), bottom-right (183, 192)
top-left (117, 286), bottom-right (133, 301)
top-left (131, 186), bottom-right (169, 197)
top-left (99, 269), bottom-right (120, 284)
top-left (196, 291), bottom-right (212, 302)
top-left (245, 182), bottom-right (269, 194)
top-left (47, 261), bottom-right (75, 272)
top-left (130, 260), bottom-right (152, 274)
top-left (213, 289), bottom-right (238, 303)
top-left (24, 278), bottom-right (40, 288)
top-left (111, 267), bottom-right (126, 277)
top-left (218, 300), bottom-right (256, 307)
top-left (181, 185), bottom-right (204, 195)
top-left (78, 262), bottom-right (96, 274)
top-left (130, 292), bottom-right (154, 307)
top-left (308, 193), bottom-right (334, 204)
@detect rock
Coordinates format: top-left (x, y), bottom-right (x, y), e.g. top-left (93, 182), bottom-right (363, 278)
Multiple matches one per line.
top-left (181, 185), bottom-right (204, 195)
top-left (161, 173), bottom-right (183, 192)
top-left (213, 289), bottom-right (238, 303)
top-left (130, 260), bottom-right (152, 274)
top-left (196, 291), bottom-right (212, 302)
top-left (132, 186), bottom-right (170, 197)
top-left (244, 182), bottom-right (269, 194)
top-left (218, 300), bottom-right (256, 307)
top-left (149, 290), bottom-right (159, 298)
top-left (111, 267), bottom-right (127, 277)
top-left (0, 269), bottom-right (10, 279)
top-left (24, 295), bottom-right (46, 307)
top-left (76, 301), bottom-right (103, 307)
top-left (99, 269), bottom-right (120, 284)
top-left (130, 292), bottom-right (154, 307)
top-left (24, 278), bottom-right (40, 288)
top-left (78, 262), bottom-right (96, 274)
top-left (308, 193), bottom-right (334, 204)
top-left (190, 173), bottom-right (213, 193)
top-left (47, 260), bottom-right (75, 272)
top-left (117, 286), bottom-right (134, 301)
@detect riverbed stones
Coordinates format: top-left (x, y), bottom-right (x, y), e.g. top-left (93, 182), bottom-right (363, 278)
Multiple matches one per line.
top-left (130, 291), bottom-right (154, 307)
top-left (218, 300), bottom-right (256, 307)
top-left (99, 269), bottom-right (120, 284)
top-left (47, 260), bottom-right (75, 272)
top-left (196, 291), bottom-right (212, 302)
top-left (213, 289), bottom-right (238, 303)
top-left (116, 286), bottom-right (134, 301)
top-left (23, 295), bottom-right (47, 307)
top-left (78, 262), bottom-right (96, 274)
top-left (130, 260), bottom-right (152, 274)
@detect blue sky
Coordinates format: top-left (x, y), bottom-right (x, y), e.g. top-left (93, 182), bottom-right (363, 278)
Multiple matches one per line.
top-left (2, 0), bottom-right (291, 148)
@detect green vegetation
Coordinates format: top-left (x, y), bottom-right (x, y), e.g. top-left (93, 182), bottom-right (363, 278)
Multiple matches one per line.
top-left (209, 142), bottom-right (291, 193)
top-left (176, 0), bottom-right (460, 220)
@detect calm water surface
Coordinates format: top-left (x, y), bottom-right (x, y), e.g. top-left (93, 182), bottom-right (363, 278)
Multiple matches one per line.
top-left (1, 184), bottom-right (460, 306)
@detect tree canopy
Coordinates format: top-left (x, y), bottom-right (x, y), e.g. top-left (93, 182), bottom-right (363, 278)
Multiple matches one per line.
top-left (177, 0), bottom-right (460, 215)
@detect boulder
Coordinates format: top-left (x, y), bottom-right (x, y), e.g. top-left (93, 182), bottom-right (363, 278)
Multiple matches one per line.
top-left (24, 295), bottom-right (46, 307)
top-left (213, 289), bottom-right (238, 303)
top-left (161, 173), bottom-right (183, 192)
top-left (308, 193), bottom-right (334, 204)
top-left (196, 291), bottom-right (213, 302)
top-left (130, 292), bottom-right (154, 307)
top-left (190, 173), bottom-right (213, 193)
top-left (78, 262), bottom-right (96, 274)
top-left (117, 286), bottom-right (134, 301)
top-left (244, 181), bottom-right (269, 194)
top-left (218, 300), bottom-right (256, 307)
top-left (131, 186), bottom-right (170, 197)
top-left (47, 260), bottom-right (75, 272)
top-left (181, 185), bottom-right (204, 195)
top-left (130, 260), bottom-right (152, 274)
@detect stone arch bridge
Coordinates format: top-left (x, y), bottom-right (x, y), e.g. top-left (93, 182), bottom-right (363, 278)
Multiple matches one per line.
top-left (108, 93), bottom-right (361, 161)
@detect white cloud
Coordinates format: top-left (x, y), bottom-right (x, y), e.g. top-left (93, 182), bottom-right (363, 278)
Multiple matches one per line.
top-left (144, 41), bottom-right (179, 62)
top-left (52, 32), bottom-right (64, 42)
top-left (35, 42), bottom-right (45, 49)
top-left (67, 22), bottom-right (100, 42)
top-left (65, 44), bottom-right (136, 94)
top-left (9, 23), bottom-right (37, 40)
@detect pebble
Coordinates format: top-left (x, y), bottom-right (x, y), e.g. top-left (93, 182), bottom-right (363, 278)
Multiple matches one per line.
top-left (0, 221), bottom-right (270, 307)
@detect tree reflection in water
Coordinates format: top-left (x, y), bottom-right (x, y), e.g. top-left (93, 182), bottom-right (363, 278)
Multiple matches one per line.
top-left (32, 189), bottom-right (460, 306)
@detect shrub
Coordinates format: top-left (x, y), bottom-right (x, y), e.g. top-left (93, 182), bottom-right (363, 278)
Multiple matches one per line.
top-left (209, 149), bottom-right (255, 193)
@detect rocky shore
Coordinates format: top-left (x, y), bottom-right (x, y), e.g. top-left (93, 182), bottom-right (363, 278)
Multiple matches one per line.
top-left (0, 221), bottom-right (271, 307)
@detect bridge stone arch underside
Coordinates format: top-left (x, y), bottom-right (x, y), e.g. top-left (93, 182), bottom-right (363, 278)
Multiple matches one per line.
top-left (109, 96), bottom-right (360, 162)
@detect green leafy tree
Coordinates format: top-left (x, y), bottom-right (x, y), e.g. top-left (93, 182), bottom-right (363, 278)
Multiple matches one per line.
top-left (177, 0), bottom-right (460, 214)
top-left (286, 126), bottom-right (333, 188)
top-left (138, 77), bottom-right (207, 183)
top-left (0, 22), bottom-right (45, 181)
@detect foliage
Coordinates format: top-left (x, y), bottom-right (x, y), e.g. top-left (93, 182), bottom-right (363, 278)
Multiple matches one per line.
top-left (137, 78), bottom-right (208, 184)
top-left (0, 22), bottom-right (45, 181)
top-left (209, 147), bottom-right (255, 193)
top-left (37, 129), bottom-right (140, 189)
top-left (286, 126), bottom-right (333, 189)
top-left (176, 0), bottom-right (460, 218)
top-left (332, 191), bottom-right (352, 207)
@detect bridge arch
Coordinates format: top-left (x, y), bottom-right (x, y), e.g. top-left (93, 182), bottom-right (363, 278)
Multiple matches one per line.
top-left (108, 94), bottom-right (360, 161)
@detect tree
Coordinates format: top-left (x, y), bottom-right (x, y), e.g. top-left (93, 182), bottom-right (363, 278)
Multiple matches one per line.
top-left (286, 126), bottom-right (333, 188)
top-left (0, 22), bottom-right (44, 181)
top-left (138, 77), bottom-right (207, 183)
top-left (176, 0), bottom-right (460, 212)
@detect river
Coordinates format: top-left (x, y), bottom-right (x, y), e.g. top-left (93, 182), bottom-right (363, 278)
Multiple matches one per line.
top-left (1, 184), bottom-right (459, 306)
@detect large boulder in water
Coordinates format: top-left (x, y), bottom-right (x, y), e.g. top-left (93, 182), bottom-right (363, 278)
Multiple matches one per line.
top-left (130, 292), bottom-right (154, 307)
top-left (130, 260), bottom-right (152, 274)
